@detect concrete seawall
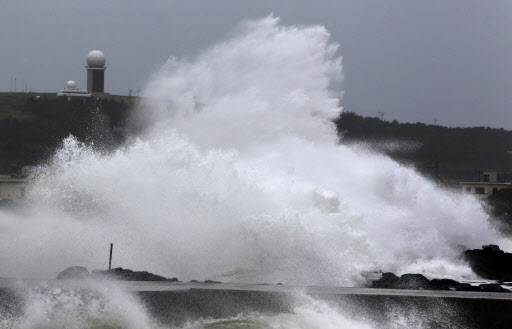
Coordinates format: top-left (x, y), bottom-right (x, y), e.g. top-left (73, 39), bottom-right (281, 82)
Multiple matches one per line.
top-left (133, 283), bottom-right (512, 328)
top-left (2, 281), bottom-right (512, 328)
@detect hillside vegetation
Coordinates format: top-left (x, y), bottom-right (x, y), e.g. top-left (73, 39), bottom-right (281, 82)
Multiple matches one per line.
top-left (0, 92), bottom-right (132, 173)
top-left (1, 93), bottom-right (511, 185)
top-left (335, 112), bottom-right (512, 184)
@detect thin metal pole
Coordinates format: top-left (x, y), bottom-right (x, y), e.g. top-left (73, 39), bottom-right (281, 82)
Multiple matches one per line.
top-left (109, 243), bottom-right (113, 270)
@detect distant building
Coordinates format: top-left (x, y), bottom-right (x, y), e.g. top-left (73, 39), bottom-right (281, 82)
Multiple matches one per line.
top-left (86, 50), bottom-right (109, 98)
top-left (57, 50), bottom-right (109, 99)
top-left (57, 80), bottom-right (91, 99)
top-left (0, 175), bottom-right (25, 202)
top-left (460, 171), bottom-right (511, 199)
top-left (0, 166), bottom-right (45, 202)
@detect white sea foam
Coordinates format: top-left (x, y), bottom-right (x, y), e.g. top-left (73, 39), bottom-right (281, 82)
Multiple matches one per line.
top-left (0, 16), bottom-right (503, 287)
top-left (180, 292), bottom-right (452, 329)
top-left (183, 296), bottom-right (375, 329)
top-left (2, 280), bottom-right (156, 329)
top-left (396, 258), bottom-right (477, 281)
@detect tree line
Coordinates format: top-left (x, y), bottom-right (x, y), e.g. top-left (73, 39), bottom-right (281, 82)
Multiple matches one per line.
top-left (334, 112), bottom-right (512, 183)
top-left (2, 99), bottom-right (512, 183)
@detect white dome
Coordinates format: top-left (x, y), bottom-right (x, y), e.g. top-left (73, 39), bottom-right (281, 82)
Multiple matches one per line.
top-left (86, 50), bottom-right (106, 68)
top-left (66, 81), bottom-right (76, 90)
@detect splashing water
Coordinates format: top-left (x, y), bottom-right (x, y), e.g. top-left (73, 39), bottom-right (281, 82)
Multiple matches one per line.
top-left (0, 16), bottom-right (505, 287)
top-left (182, 297), bottom-right (376, 329)
top-left (1, 281), bottom-right (157, 329)
top-left (2, 285), bottom-right (439, 329)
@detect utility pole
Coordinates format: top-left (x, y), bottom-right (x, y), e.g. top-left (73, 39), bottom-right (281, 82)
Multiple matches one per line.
top-left (109, 243), bottom-right (113, 270)
top-left (137, 88), bottom-right (141, 97)
top-left (434, 118), bottom-right (438, 125)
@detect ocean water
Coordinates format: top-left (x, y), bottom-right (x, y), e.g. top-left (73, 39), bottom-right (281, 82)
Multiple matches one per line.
top-left (0, 15), bottom-right (507, 328)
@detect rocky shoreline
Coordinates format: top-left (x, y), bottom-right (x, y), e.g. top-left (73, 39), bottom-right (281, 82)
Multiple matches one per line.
top-left (367, 244), bottom-right (512, 293)
top-left (464, 244), bottom-right (512, 281)
top-left (56, 245), bottom-right (512, 293)
top-left (56, 266), bottom-right (179, 282)
top-left (56, 266), bottom-right (223, 284)
top-left (369, 272), bottom-right (510, 292)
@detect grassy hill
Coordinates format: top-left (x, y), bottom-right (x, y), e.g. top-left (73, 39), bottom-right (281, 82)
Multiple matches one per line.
top-left (0, 92), bottom-right (133, 173)
top-left (335, 112), bottom-right (512, 185)
top-left (1, 92), bottom-right (511, 185)
top-left (0, 92), bottom-right (52, 120)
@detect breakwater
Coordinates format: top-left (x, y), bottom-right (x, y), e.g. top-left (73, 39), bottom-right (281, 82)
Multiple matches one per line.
top-left (138, 283), bottom-right (512, 328)
top-left (2, 280), bottom-right (512, 328)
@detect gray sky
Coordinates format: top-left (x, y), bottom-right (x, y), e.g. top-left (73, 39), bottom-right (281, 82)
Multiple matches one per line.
top-left (2, 0), bottom-right (512, 128)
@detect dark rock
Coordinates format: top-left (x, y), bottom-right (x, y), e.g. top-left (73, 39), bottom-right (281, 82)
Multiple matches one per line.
top-left (464, 245), bottom-right (512, 281)
top-left (204, 280), bottom-right (222, 283)
top-left (430, 278), bottom-right (469, 290)
top-left (369, 269), bottom-right (512, 293)
top-left (479, 284), bottom-right (511, 293)
top-left (370, 272), bottom-right (399, 288)
top-left (486, 245), bottom-right (502, 252)
top-left (370, 272), bottom-right (463, 291)
top-left (56, 266), bottom-right (89, 279)
top-left (190, 280), bottom-right (199, 283)
top-left (430, 278), bottom-right (460, 289)
top-left (91, 267), bottom-right (178, 281)
top-left (429, 279), bottom-right (483, 291)
top-left (455, 284), bottom-right (481, 292)
top-left (430, 278), bottom-right (461, 287)
top-left (276, 283), bottom-right (283, 285)
top-left (397, 274), bottom-right (431, 289)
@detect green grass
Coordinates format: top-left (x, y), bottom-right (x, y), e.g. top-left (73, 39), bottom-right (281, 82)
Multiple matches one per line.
top-left (0, 92), bottom-right (56, 120)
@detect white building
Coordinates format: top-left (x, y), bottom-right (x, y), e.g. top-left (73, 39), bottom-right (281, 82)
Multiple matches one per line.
top-left (57, 80), bottom-right (91, 99)
top-left (460, 171), bottom-right (511, 199)
top-left (0, 175), bottom-right (26, 202)
top-left (0, 166), bottom-right (45, 202)
top-left (57, 50), bottom-right (109, 99)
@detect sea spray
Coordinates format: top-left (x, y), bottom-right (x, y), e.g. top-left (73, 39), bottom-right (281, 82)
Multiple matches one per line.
top-left (0, 16), bottom-right (504, 285)
top-left (181, 297), bottom-right (376, 329)
top-left (0, 280), bottom-right (157, 329)
top-left (177, 291), bottom-right (464, 329)
top-left (2, 285), bottom-right (450, 329)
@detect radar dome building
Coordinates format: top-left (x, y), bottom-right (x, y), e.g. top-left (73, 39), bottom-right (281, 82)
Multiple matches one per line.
top-left (57, 50), bottom-right (109, 99)
top-left (86, 50), bottom-right (106, 68)
top-left (86, 50), bottom-right (108, 97)
top-left (57, 80), bottom-right (91, 99)
top-left (66, 80), bottom-right (76, 90)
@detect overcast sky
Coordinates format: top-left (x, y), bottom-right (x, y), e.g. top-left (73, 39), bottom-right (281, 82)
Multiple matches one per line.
top-left (2, 1), bottom-right (512, 128)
